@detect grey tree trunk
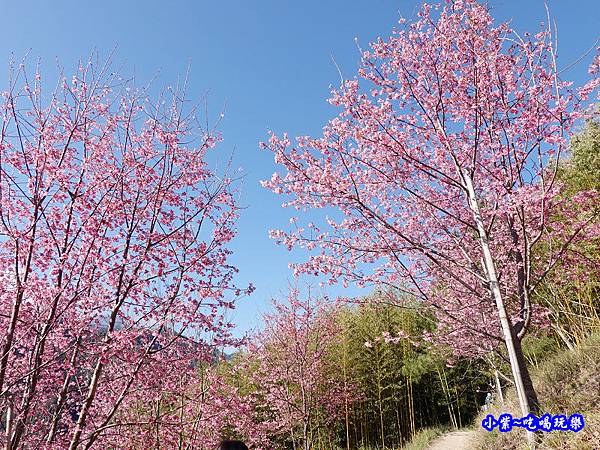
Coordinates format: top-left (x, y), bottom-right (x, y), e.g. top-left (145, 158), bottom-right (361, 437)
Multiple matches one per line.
top-left (494, 370), bottom-right (504, 405)
top-left (464, 173), bottom-right (537, 447)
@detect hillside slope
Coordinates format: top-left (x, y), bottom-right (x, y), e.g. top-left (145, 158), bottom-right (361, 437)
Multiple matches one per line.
top-left (472, 334), bottom-right (600, 449)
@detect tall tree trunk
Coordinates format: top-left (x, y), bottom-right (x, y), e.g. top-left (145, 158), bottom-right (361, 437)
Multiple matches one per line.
top-left (407, 376), bottom-right (415, 438)
top-left (395, 406), bottom-right (402, 446)
top-left (454, 386), bottom-right (462, 429)
top-left (494, 370), bottom-right (504, 405)
top-left (4, 399), bottom-right (13, 450)
top-left (441, 367), bottom-right (457, 429)
top-left (377, 375), bottom-right (385, 449)
top-left (342, 340), bottom-right (350, 450)
top-left (464, 173), bottom-right (537, 447)
top-left (512, 331), bottom-right (540, 414)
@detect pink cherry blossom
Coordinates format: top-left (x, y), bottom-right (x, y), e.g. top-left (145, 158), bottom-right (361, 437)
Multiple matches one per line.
top-left (262, 0), bottom-right (598, 426)
top-left (0, 58), bottom-right (252, 449)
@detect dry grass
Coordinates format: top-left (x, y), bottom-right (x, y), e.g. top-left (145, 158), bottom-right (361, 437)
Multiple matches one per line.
top-left (400, 426), bottom-right (447, 450)
top-left (472, 333), bottom-right (600, 449)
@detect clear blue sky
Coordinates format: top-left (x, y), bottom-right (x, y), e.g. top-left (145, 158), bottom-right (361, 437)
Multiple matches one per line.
top-left (1, 1), bottom-right (598, 337)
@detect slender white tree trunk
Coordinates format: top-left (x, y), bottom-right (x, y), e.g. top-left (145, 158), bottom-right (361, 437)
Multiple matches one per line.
top-left (464, 173), bottom-right (535, 448)
top-left (494, 370), bottom-right (505, 405)
top-left (4, 400), bottom-right (12, 450)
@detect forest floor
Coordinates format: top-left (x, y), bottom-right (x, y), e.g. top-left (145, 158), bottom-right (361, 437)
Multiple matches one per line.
top-left (426, 430), bottom-right (476, 450)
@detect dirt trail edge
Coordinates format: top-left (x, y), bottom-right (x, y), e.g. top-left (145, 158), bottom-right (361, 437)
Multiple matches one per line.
top-left (427, 430), bottom-right (477, 450)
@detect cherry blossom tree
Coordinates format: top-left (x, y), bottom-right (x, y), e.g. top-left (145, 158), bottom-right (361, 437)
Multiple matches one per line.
top-left (261, 0), bottom-right (599, 440)
top-left (106, 360), bottom-right (268, 450)
top-left (0, 56), bottom-right (252, 449)
top-left (247, 289), bottom-right (354, 450)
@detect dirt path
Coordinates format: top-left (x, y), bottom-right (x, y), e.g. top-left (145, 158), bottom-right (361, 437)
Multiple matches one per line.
top-left (427, 430), bottom-right (477, 450)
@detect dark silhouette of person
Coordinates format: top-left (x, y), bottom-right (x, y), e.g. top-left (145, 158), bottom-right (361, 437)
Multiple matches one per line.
top-left (219, 440), bottom-right (249, 450)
